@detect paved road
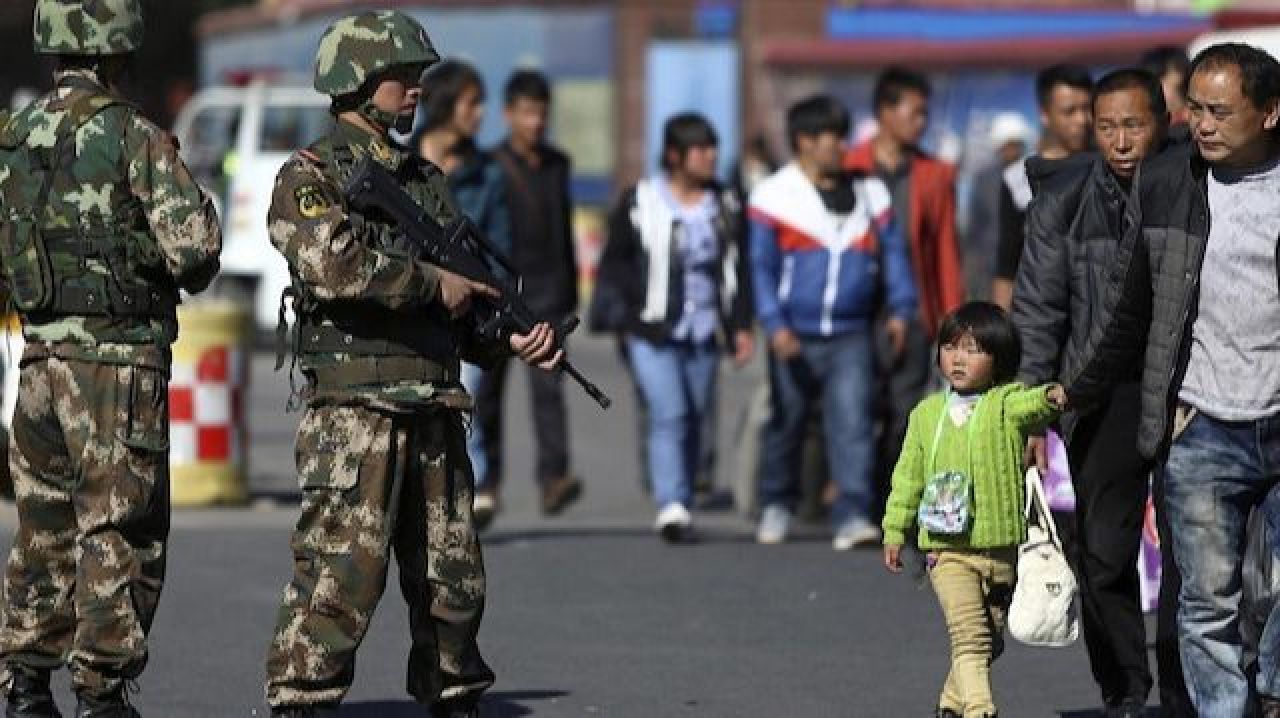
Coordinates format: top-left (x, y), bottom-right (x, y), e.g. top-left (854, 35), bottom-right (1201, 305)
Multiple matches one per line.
top-left (0, 336), bottom-right (1153, 716)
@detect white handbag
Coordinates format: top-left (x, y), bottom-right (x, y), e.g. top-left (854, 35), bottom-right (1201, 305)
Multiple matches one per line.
top-left (1008, 467), bottom-right (1079, 647)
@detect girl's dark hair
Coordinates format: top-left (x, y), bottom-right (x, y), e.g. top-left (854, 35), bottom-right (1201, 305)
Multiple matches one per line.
top-left (661, 112), bottom-right (718, 171)
top-left (936, 301), bottom-right (1022, 384)
top-left (419, 59), bottom-right (485, 133)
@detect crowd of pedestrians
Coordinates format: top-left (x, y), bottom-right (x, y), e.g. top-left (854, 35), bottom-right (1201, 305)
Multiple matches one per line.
top-left (6, 2), bottom-right (1280, 713)
top-left (581, 43), bottom-right (1280, 718)
top-left (410, 65), bottom-right (583, 531)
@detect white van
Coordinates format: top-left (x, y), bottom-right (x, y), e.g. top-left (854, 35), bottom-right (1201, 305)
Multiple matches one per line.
top-left (172, 80), bottom-right (331, 331)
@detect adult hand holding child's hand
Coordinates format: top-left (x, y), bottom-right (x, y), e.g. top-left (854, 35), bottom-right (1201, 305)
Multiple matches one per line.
top-left (1047, 383), bottom-right (1068, 410)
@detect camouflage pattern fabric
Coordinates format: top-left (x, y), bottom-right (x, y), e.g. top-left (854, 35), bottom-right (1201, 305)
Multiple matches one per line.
top-left (265, 404), bottom-right (493, 707)
top-left (33, 0), bottom-right (144, 56)
top-left (0, 64), bottom-right (216, 702)
top-left (0, 70), bottom-right (221, 362)
top-left (267, 120), bottom-right (443, 319)
top-left (269, 117), bottom-right (507, 410)
top-left (313, 11), bottom-right (439, 97)
top-left (0, 355), bottom-right (169, 697)
top-left (266, 101), bottom-right (505, 707)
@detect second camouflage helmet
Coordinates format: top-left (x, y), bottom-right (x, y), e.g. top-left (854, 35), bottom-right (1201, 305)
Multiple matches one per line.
top-left (313, 11), bottom-right (439, 97)
top-left (33, 0), bottom-right (144, 56)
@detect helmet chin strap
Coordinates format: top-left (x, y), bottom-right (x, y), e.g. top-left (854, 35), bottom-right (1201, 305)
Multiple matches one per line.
top-left (357, 99), bottom-right (414, 136)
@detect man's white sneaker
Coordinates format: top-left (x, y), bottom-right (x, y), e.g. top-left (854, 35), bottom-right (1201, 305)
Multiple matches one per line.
top-left (473, 490), bottom-right (498, 531)
top-left (655, 503), bottom-right (693, 543)
top-left (756, 504), bottom-right (792, 545)
top-left (833, 518), bottom-right (881, 551)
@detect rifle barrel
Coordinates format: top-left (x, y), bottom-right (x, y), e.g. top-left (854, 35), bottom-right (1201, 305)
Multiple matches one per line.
top-left (563, 361), bottom-right (612, 410)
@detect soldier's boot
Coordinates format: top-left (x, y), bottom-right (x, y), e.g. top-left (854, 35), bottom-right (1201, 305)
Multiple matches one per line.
top-left (429, 699), bottom-right (479, 718)
top-left (5, 665), bottom-right (61, 718)
top-left (73, 687), bottom-right (137, 718)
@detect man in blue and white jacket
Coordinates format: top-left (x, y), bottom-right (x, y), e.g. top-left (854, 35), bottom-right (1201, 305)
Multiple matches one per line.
top-left (749, 95), bottom-right (917, 550)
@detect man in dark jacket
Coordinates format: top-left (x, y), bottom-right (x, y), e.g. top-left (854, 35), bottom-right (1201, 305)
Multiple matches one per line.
top-left (1068, 44), bottom-right (1280, 716)
top-left (992, 64), bottom-right (1093, 310)
top-left (1013, 69), bottom-right (1188, 718)
top-left (472, 69), bottom-right (582, 523)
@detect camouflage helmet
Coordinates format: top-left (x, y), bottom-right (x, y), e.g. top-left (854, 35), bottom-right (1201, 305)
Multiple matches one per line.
top-left (313, 11), bottom-right (439, 97)
top-left (33, 0), bottom-right (144, 56)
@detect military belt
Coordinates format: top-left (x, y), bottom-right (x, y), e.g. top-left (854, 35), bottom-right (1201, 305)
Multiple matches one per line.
top-left (308, 356), bottom-right (456, 389)
top-left (54, 284), bottom-right (173, 317)
top-left (298, 322), bottom-right (455, 360)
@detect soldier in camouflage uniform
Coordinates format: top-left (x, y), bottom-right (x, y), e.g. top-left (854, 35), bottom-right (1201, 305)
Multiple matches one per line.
top-left (0, 1), bottom-right (222, 716)
top-left (264, 12), bottom-right (561, 718)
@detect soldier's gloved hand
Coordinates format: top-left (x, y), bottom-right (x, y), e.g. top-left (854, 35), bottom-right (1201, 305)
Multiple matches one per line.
top-left (437, 268), bottom-right (499, 319)
top-left (510, 322), bottom-right (564, 371)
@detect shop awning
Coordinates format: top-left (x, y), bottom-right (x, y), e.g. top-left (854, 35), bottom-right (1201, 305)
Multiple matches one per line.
top-left (763, 8), bottom-right (1214, 69)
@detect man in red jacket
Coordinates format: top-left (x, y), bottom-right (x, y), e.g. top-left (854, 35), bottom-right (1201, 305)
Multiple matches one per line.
top-left (845, 67), bottom-right (965, 509)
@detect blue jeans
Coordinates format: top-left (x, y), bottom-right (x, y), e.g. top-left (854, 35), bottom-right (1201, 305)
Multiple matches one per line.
top-left (626, 337), bottom-right (719, 509)
top-left (758, 330), bottom-right (875, 526)
top-left (1162, 408), bottom-right (1280, 715)
top-left (461, 362), bottom-right (489, 488)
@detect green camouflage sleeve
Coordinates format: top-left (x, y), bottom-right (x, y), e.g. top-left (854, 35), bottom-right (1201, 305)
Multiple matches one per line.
top-left (267, 154), bottom-right (440, 308)
top-left (125, 114), bottom-right (222, 293)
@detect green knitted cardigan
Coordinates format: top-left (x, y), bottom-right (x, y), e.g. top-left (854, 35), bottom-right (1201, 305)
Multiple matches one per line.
top-left (882, 383), bottom-right (1058, 550)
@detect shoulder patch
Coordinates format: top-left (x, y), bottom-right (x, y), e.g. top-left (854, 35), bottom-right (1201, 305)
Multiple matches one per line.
top-left (294, 184), bottom-right (332, 219)
top-left (0, 113), bottom-right (20, 149)
top-left (369, 140), bottom-right (393, 163)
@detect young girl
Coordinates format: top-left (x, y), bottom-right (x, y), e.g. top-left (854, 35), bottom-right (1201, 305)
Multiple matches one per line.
top-left (882, 301), bottom-right (1065, 718)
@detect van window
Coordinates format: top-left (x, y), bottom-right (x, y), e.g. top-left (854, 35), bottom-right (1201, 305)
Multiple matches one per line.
top-left (184, 105), bottom-right (242, 192)
top-left (259, 105), bottom-right (332, 153)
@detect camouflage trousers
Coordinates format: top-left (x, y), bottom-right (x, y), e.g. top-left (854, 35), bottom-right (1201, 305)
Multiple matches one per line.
top-left (265, 403), bottom-right (493, 708)
top-left (0, 356), bottom-right (170, 697)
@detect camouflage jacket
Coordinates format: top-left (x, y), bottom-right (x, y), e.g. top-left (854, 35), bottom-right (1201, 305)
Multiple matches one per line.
top-left (269, 117), bottom-right (508, 410)
top-left (0, 70), bottom-right (221, 369)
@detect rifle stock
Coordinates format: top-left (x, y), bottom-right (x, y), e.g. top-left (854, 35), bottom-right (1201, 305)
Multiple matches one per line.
top-left (343, 157), bottom-right (612, 410)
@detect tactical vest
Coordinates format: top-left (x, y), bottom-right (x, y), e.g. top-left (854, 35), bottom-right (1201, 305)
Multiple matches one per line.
top-left (0, 77), bottom-right (176, 332)
top-left (278, 134), bottom-right (461, 392)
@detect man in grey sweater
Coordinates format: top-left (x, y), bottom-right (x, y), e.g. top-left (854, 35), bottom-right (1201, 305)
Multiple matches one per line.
top-left (1067, 43), bottom-right (1280, 716)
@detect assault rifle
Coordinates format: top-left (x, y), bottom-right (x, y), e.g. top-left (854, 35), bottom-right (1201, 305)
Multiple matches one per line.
top-left (343, 157), bottom-right (612, 410)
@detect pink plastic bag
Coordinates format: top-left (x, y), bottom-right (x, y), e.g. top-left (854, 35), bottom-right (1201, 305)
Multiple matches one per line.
top-left (1042, 430), bottom-right (1076, 512)
top-left (1138, 489), bottom-right (1162, 613)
